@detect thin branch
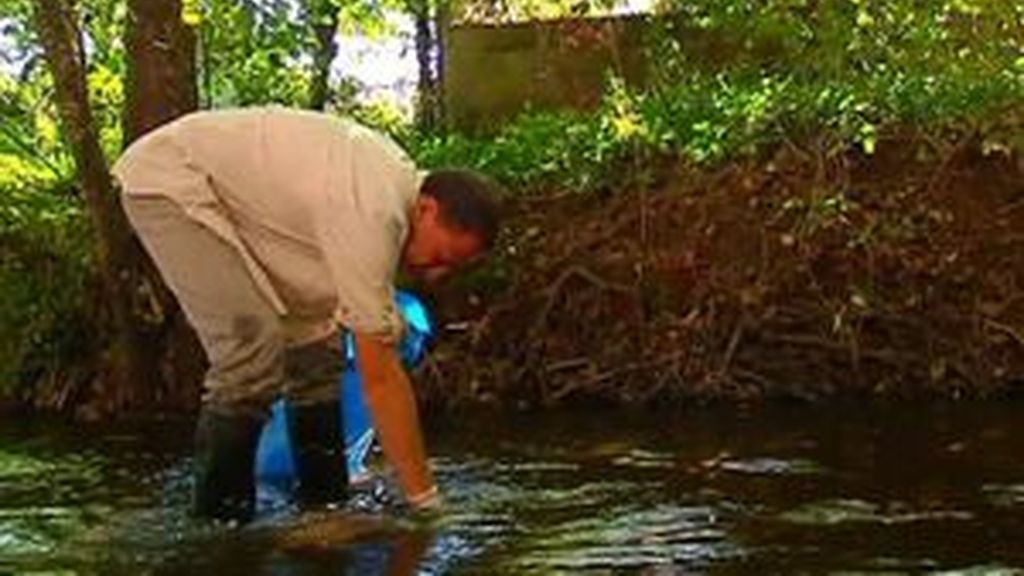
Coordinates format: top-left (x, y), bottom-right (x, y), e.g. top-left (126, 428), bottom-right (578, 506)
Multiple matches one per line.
top-left (984, 318), bottom-right (1024, 348)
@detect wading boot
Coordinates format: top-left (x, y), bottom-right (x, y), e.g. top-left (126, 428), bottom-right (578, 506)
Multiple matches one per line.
top-left (289, 400), bottom-right (348, 509)
top-left (192, 407), bottom-right (264, 523)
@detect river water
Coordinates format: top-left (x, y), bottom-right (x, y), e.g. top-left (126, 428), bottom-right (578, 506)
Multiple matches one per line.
top-left (2, 401), bottom-right (1023, 575)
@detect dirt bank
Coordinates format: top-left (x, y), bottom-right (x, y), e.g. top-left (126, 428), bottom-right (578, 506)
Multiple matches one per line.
top-left (420, 134), bottom-right (1024, 408)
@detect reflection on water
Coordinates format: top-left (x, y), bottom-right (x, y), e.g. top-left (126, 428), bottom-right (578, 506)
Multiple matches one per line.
top-left (983, 484), bottom-right (1024, 509)
top-left (2, 401), bottom-right (1024, 574)
top-left (778, 498), bottom-right (973, 526)
top-left (717, 456), bottom-right (825, 476)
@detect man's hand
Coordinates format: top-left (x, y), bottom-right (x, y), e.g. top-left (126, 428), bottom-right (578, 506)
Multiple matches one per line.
top-left (354, 333), bottom-right (440, 509)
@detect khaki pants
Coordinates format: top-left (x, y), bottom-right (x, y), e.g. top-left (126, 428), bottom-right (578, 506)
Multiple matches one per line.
top-left (122, 195), bottom-right (343, 415)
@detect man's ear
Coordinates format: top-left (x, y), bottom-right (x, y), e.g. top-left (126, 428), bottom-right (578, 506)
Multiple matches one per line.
top-left (417, 195), bottom-right (440, 222)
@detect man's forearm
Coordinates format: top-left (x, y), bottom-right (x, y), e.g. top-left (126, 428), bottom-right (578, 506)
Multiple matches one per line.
top-left (355, 333), bottom-right (436, 503)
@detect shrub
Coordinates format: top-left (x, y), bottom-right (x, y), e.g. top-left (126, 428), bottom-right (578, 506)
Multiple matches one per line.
top-left (0, 155), bottom-right (92, 397)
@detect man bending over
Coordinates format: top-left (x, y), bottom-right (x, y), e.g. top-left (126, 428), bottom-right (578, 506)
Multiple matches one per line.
top-left (113, 107), bottom-right (501, 522)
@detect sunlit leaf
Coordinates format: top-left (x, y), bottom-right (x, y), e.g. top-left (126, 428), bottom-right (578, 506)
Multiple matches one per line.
top-left (181, 0), bottom-right (203, 27)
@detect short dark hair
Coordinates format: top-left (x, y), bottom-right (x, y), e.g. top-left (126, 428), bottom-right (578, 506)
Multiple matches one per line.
top-left (421, 169), bottom-right (503, 249)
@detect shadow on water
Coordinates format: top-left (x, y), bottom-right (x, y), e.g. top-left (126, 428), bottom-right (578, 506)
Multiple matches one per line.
top-left (2, 400), bottom-right (1024, 574)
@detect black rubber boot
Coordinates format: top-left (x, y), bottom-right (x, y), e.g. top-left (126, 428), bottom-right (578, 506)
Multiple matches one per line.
top-left (192, 407), bottom-right (264, 523)
top-left (288, 400), bottom-right (348, 508)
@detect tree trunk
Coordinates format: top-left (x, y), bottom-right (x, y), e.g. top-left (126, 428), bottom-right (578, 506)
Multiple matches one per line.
top-left (433, 0), bottom-right (449, 128)
top-left (124, 0), bottom-right (199, 142)
top-left (122, 0), bottom-right (205, 409)
top-left (32, 0), bottom-right (156, 412)
top-left (412, 0), bottom-right (437, 131)
top-left (307, 0), bottom-right (340, 111)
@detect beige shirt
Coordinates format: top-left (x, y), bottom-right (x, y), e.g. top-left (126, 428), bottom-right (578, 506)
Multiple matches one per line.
top-left (113, 107), bottom-right (420, 343)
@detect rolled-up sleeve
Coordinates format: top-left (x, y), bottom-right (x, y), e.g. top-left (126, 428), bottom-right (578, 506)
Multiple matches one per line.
top-left (313, 127), bottom-right (417, 342)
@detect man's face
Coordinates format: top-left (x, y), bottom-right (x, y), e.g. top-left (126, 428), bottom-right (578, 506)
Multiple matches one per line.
top-left (401, 196), bottom-right (484, 283)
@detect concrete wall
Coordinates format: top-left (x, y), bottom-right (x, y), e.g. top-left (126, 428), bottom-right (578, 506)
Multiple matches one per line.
top-left (444, 15), bottom-right (650, 130)
top-left (443, 14), bottom-right (788, 130)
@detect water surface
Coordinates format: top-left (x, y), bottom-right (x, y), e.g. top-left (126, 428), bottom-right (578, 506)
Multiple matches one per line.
top-left (2, 401), bottom-right (1024, 574)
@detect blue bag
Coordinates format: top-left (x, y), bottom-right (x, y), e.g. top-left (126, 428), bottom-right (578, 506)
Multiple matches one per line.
top-left (255, 290), bottom-right (433, 487)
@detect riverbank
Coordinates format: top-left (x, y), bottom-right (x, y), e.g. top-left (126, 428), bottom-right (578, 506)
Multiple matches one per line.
top-left (421, 133), bottom-right (1024, 408)
top-left (3, 132), bottom-right (1023, 417)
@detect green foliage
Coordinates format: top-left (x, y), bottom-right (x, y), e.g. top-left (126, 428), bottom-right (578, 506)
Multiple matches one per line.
top-left (0, 34), bottom-right (87, 393)
top-left (454, 0), bottom-right (626, 24)
top-left (81, 0), bottom-right (129, 154)
top-left (193, 0), bottom-right (405, 108)
top-left (0, 159), bottom-right (91, 395)
top-left (196, 0), bottom-right (315, 107)
top-left (414, 0), bottom-right (1023, 191)
top-left (0, 74), bottom-right (72, 177)
top-left (411, 109), bottom-right (615, 189)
